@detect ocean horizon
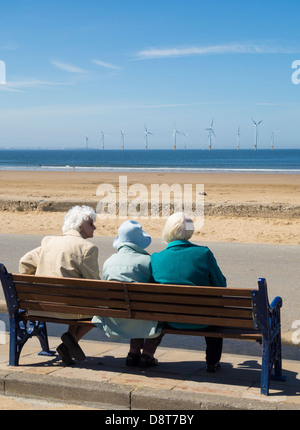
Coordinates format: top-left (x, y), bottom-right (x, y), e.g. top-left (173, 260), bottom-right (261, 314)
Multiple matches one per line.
top-left (0, 148), bottom-right (299, 174)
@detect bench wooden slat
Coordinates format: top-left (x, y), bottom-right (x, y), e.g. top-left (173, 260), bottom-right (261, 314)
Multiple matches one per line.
top-left (127, 283), bottom-right (253, 297)
top-left (14, 283), bottom-right (125, 299)
top-left (130, 311), bottom-right (255, 329)
top-left (16, 288), bottom-right (126, 302)
top-left (162, 327), bottom-right (262, 341)
top-left (13, 274), bottom-right (124, 289)
top-left (18, 301), bottom-right (129, 318)
top-left (17, 293), bottom-right (127, 309)
top-left (129, 291), bottom-right (252, 308)
top-left (129, 301), bottom-right (253, 319)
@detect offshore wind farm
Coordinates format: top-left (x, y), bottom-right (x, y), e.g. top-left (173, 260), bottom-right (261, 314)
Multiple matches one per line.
top-left (81, 117), bottom-right (283, 152)
top-left (3, 113), bottom-right (298, 173)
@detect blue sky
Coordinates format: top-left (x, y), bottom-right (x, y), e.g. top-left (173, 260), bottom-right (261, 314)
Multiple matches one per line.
top-left (0, 0), bottom-right (300, 149)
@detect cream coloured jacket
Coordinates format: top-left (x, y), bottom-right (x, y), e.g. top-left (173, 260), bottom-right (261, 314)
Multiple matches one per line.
top-left (19, 229), bottom-right (100, 319)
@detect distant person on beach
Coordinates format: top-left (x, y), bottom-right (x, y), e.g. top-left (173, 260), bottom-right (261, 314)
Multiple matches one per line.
top-left (92, 220), bottom-right (164, 368)
top-left (19, 205), bottom-right (99, 365)
top-left (151, 212), bottom-right (227, 373)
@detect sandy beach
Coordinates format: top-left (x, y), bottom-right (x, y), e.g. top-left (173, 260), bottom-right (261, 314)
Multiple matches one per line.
top-left (0, 170), bottom-right (299, 244)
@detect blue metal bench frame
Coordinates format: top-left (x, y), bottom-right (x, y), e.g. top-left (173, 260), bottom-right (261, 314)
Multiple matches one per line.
top-left (252, 278), bottom-right (286, 395)
top-left (0, 264), bottom-right (55, 365)
top-left (0, 263), bottom-right (285, 395)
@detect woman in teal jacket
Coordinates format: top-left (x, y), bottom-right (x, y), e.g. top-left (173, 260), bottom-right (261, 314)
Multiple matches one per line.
top-left (151, 212), bottom-right (227, 372)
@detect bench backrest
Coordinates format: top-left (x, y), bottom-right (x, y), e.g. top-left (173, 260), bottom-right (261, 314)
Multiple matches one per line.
top-left (7, 272), bottom-right (259, 330)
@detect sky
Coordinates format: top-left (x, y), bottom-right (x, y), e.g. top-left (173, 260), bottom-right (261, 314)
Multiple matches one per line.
top-left (1, 0), bottom-right (300, 150)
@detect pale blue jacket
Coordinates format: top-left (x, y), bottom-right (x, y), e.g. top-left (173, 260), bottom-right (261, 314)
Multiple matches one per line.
top-left (92, 243), bottom-right (162, 339)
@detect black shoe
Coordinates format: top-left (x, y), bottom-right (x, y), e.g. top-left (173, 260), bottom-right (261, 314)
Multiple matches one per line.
top-left (206, 362), bottom-right (221, 373)
top-left (56, 343), bottom-right (75, 366)
top-left (126, 352), bottom-right (141, 367)
top-left (61, 332), bottom-right (85, 361)
top-left (140, 353), bottom-right (158, 368)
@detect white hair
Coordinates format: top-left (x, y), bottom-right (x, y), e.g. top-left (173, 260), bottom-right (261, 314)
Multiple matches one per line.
top-left (162, 212), bottom-right (194, 243)
top-left (62, 205), bottom-right (96, 234)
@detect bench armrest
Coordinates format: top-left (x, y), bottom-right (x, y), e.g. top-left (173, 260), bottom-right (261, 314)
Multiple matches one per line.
top-left (252, 278), bottom-right (283, 341)
top-left (270, 296), bottom-right (282, 311)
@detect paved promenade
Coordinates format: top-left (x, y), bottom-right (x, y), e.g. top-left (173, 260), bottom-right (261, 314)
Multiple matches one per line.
top-left (0, 333), bottom-right (299, 410)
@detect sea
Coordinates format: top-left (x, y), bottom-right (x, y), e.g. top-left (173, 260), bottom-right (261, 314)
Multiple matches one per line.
top-left (0, 148), bottom-right (300, 174)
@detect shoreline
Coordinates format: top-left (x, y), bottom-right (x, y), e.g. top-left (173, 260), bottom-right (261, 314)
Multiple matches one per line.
top-left (0, 170), bottom-right (299, 245)
top-left (1, 167), bottom-right (300, 174)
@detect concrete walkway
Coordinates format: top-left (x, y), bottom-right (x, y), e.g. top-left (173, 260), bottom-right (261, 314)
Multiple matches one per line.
top-left (0, 334), bottom-right (299, 410)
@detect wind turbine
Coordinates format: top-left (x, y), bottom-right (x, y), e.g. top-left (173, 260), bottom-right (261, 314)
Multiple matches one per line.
top-left (144, 124), bottom-right (153, 150)
top-left (121, 130), bottom-right (125, 150)
top-left (251, 118), bottom-right (263, 151)
top-left (206, 120), bottom-right (216, 151)
top-left (182, 132), bottom-right (189, 150)
top-left (236, 126), bottom-right (241, 150)
top-left (100, 129), bottom-right (104, 150)
top-left (172, 123), bottom-right (181, 150)
top-left (270, 131), bottom-right (280, 150)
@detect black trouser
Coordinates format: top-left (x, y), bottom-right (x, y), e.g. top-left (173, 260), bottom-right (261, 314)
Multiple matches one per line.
top-left (130, 332), bottom-right (165, 356)
top-left (205, 336), bottom-right (223, 365)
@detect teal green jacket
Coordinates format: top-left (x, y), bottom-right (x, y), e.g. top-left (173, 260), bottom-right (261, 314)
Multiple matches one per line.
top-left (151, 240), bottom-right (227, 329)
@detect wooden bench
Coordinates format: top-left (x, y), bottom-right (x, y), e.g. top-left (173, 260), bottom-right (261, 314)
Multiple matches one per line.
top-left (0, 263), bottom-right (285, 395)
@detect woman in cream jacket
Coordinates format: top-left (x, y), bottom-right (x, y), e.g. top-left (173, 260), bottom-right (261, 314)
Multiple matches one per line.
top-left (19, 205), bottom-right (100, 365)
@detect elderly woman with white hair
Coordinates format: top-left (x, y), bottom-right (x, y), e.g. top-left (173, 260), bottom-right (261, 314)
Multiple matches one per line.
top-left (151, 212), bottom-right (227, 373)
top-left (19, 205), bottom-right (99, 365)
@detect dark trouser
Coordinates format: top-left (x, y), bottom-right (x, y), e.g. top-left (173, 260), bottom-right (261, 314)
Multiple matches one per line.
top-left (130, 332), bottom-right (165, 356)
top-left (205, 336), bottom-right (223, 366)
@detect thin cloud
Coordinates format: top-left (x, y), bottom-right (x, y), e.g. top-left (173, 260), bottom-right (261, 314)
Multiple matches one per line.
top-left (136, 43), bottom-right (299, 59)
top-left (0, 78), bottom-right (75, 92)
top-left (51, 60), bottom-right (88, 73)
top-left (92, 59), bottom-right (121, 70)
top-left (0, 38), bottom-right (19, 50)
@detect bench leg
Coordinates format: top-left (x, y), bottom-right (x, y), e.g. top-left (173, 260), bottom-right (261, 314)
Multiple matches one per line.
top-left (261, 331), bottom-right (286, 396)
top-left (271, 330), bottom-right (287, 383)
top-left (9, 315), bottom-right (55, 366)
top-left (34, 321), bottom-right (56, 357)
top-left (9, 316), bottom-right (22, 366)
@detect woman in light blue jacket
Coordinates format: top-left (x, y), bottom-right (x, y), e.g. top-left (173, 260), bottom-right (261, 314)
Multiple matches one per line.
top-left (93, 220), bottom-right (163, 368)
